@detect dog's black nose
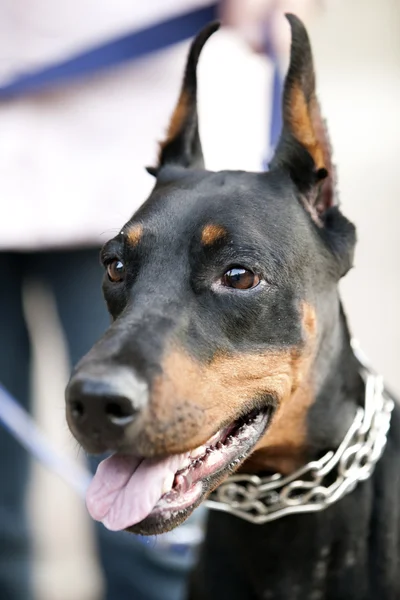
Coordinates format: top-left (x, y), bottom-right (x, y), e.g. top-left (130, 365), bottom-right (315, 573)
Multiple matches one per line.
top-left (66, 366), bottom-right (148, 452)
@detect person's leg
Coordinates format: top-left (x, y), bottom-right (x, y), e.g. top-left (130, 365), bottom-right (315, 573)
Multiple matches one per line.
top-left (44, 247), bottom-right (197, 600)
top-left (0, 253), bottom-right (33, 600)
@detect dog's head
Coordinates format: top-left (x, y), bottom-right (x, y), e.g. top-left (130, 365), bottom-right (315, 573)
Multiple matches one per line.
top-left (66, 15), bottom-right (356, 535)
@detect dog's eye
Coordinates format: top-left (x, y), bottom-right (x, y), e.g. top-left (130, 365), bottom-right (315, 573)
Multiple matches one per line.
top-left (221, 268), bottom-right (260, 290)
top-left (107, 259), bottom-right (125, 282)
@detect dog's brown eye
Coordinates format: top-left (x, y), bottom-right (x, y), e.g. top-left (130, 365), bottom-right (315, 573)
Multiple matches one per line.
top-left (107, 260), bottom-right (125, 282)
top-left (221, 268), bottom-right (260, 290)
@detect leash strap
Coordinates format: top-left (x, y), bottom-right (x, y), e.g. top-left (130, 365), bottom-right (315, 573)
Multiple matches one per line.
top-left (265, 61), bottom-right (283, 165)
top-left (0, 383), bottom-right (91, 496)
top-left (0, 4), bottom-right (218, 99)
top-left (262, 19), bottom-right (283, 169)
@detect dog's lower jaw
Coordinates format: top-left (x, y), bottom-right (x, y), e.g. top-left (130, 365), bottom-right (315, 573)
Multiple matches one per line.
top-left (126, 485), bottom-right (204, 536)
top-left (115, 407), bottom-right (272, 535)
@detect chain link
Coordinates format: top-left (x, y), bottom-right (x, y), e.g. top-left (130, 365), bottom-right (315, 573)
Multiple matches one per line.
top-left (205, 343), bottom-right (395, 524)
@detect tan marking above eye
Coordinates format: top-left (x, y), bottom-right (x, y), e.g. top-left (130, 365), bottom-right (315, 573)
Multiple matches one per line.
top-left (127, 224), bottom-right (143, 246)
top-left (201, 224), bottom-right (227, 246)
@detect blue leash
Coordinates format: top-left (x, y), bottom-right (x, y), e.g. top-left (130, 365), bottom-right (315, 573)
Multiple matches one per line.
top-left (0, 384), bottom-right (91, 496)
top-left (0, 5), bottom-right (218, 99)
top-left (263, 18), bottom-right (283, 169)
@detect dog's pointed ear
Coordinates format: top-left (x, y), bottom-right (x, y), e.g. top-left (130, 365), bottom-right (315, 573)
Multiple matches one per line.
top-left (270, 14), bottom-right (335, 217)
top-left (146, 22), bottom-right (220, 177)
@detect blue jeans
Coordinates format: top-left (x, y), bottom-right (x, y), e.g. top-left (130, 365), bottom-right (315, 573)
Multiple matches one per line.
top-left (0, 249), bottom-right (200, 600)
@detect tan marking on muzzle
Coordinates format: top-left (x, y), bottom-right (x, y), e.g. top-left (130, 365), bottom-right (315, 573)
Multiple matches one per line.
top-left (243, 302), bottom-right (318, 474)
top-left (131, 303), bottom-right (317, 472)
top-left (132, 348), bottom-right (296, 456)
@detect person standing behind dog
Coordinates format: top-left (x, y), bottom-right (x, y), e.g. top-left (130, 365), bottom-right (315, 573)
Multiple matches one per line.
top-left (0, 1), bottom-right (319, 599)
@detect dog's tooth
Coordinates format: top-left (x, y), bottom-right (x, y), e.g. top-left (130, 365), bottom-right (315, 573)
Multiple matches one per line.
top-left (190, 445), bottom-right (206, 459)
top-left (207, 431), bottom-right (221, 446)
top-left (179, 456), bottom-right (191, 470)
top-left (161, 472), bottom-right (174, 495)
top-left (174, 474), bottom-right (185, 489)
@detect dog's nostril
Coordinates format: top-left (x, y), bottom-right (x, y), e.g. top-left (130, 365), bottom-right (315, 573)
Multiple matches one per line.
top-left (70, 400), bottom-right (84, 420)
top-left (105, 398), bottom-right (135, 426)
top-left (106, 401), bottom-right (127, 419)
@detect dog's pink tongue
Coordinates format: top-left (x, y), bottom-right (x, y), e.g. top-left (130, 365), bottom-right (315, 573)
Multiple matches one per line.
top-left (86, 453), bottom-right (185, 531)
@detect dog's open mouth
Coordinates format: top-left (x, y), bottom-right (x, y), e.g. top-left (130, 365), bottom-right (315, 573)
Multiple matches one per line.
top-left (86, 407), bottom-right (270, 532)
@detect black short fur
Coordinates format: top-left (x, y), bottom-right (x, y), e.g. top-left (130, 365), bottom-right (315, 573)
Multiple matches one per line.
top-left (65, 15), bottom-right (400, 599)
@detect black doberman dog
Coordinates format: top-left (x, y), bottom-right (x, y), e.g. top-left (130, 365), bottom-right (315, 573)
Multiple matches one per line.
top-left (66, 15), bottom-right (400, 600)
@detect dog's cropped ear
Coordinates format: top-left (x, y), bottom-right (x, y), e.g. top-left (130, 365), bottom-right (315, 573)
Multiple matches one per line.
top-left (270, 14), bottom-right (335, 217)
top-left (146, 22), bottom-right (220, 177)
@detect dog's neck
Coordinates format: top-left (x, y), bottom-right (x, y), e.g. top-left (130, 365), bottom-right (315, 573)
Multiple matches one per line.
top-left (243, 292), bottom-right (364, 475)
top-left (308, 296), bottom-right (364, 451)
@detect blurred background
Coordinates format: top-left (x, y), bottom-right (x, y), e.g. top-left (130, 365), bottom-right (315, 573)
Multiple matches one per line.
top-left (0, 0), bottom-right (399, 599)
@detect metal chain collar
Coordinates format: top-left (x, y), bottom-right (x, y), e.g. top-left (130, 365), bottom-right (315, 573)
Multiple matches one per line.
top-left (205, 341), bottom-right (395, 524)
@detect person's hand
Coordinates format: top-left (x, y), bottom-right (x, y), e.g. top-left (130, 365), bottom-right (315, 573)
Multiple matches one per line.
top-left (221, 0), bottom-right (321, 58)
